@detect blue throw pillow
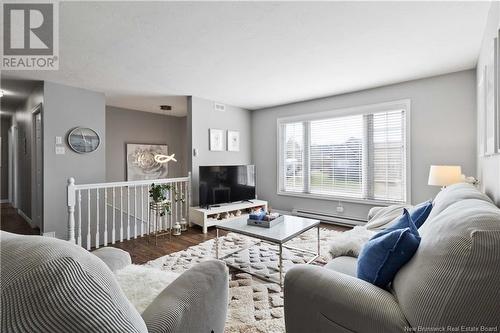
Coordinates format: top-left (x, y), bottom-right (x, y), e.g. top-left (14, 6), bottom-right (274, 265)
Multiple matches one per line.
top-left (357, 210), bottom-right (421, 289)
top-left (409, 200), bottom-right (433, 228)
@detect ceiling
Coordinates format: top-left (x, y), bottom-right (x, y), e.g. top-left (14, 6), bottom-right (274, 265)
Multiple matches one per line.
top-left (0, 77), bottom-right (41, 113)
top-left (2, 1), bottom-right (491, 115)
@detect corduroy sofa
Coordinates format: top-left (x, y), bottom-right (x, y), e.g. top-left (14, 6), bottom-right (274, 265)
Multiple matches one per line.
top-left (284, 183), bottom-right (500, 332)
top-left (0, 231), bottom-right (229, 333)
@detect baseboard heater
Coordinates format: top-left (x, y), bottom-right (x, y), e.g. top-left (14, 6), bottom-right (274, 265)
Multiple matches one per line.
top-left (292, 208), bottom-right (367, 227)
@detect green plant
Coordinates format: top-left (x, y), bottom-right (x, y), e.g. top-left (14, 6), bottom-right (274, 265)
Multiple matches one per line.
top-left (149, 183), bottom-right (172, 202)
top-left (149, 183), bottom-right (187, 216)
top-left (149, 183), bottom-right (172, 216)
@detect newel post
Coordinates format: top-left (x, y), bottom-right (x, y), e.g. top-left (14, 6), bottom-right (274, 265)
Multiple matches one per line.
top-left (187, 171), bottom-right (192, 227)
top-left (67, 178), bottom-right (76, 243)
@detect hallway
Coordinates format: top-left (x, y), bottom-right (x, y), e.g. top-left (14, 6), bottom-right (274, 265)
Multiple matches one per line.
top-left (0, 203), bottom-right (40, 235)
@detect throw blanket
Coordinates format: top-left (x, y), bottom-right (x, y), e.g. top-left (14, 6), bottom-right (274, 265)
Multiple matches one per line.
top-left (328, 226), bottom-right (375, 258)
top-left (365, 204), bottom-right (412, 230)
top-left (115, 264), bottom-right (179, 313)
top-left (329, 204), bottom-right (412, 259)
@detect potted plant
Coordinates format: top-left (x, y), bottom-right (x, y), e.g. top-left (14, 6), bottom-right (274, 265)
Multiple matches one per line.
top-left (149, 183), bottom-right (172, 216)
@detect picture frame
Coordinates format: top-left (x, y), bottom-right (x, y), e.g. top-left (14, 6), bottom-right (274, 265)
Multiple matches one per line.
top-left (126, 143), bottom-right (168, 181)
top-left (227, 130), bottom-right (240, 152)
top-left (209, 128), bottom-right (224, 151)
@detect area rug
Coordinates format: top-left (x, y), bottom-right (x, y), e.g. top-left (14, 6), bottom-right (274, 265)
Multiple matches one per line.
top-left (140, 227), bottom-right (345, 333)
top-left (147, 228), bottom-right (339, 276)
top-left (115, 227), bottom-right (369, 332)
top-left (115, 264), bottom-right (180, 313)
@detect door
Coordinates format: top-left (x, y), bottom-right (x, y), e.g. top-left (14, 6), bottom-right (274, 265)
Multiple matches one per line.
top-left (32, 107), bottom-right (43, 229)
top-left (10, 126), bottom-right (18, 208)
top-left (8, 127), bottom-right (12, 204)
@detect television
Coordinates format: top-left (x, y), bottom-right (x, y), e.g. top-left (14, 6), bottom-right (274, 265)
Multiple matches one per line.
top-left (199, 165), bottom-right (256, 207)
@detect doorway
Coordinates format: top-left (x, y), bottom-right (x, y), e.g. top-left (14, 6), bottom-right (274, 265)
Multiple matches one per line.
top-left (32, 104), bottom-right (43, 230)
top-left (8, 125), bottom-right (17, 208)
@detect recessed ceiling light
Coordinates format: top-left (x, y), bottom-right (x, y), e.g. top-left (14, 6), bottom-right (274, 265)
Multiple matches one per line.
top-left (160, 105), bottom-right (172, 111)
top-left (0, 90), bottom-right (4, 98)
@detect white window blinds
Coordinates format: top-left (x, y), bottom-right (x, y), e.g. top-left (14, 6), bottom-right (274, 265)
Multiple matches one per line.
top-left (310, 115), bottom-right (364, 197)
top-left (282, 122), bottom-right (304, 192)
top-left (279, 104), bottom-right (408, 203)
top-left (371, 110), bottom-right (406, 202)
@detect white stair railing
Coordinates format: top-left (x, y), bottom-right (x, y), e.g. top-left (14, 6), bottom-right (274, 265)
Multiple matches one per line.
top-left (67, 173), bottom-right (191, 250)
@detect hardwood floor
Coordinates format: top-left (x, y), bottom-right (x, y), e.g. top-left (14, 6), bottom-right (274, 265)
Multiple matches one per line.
top-left (1, 203), bottom-right (349, 264)
top-left (1, 204), bottom-right (40, 235)
top-left (110, 222), bottom-right (349, 264)
top-left (110, 226), bottom-right (227, 264)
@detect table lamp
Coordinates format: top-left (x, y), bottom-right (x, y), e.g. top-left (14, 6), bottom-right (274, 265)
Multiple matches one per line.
top-left (428, 165), bottom-right (462, 189)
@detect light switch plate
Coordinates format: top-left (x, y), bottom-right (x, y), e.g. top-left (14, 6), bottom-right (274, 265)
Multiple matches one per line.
top-left (55, 146), bottom-right (65, 155)
top-left (55, 136), bottom-right (63, 144)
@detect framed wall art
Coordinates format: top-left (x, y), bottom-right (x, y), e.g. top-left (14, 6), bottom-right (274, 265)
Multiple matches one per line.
top-left (126, 143), bottom-right (168, 180)
top-left (227, 130), bottom-right (240, 152)
top-left (209, 129), bottom-right (224, 151)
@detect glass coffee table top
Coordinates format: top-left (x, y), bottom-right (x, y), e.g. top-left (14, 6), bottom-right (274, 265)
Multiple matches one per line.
top-left (215, 215), bottom-right (319, 244)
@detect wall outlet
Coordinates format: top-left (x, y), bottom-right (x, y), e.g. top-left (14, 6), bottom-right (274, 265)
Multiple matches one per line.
top-left (55, 146), bottom-right (65, 155)
top-left (336, 204), bottom-right (344, 213)
top-left (43, 231), bottom-right (56, 238)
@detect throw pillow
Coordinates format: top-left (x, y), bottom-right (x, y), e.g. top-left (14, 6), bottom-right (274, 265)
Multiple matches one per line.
top-left (410, 200), bottom-right (433, 228)
top-left (372, 208), bottom-right (418, 239)
top-left (357, 210), bottom-right (421, 289)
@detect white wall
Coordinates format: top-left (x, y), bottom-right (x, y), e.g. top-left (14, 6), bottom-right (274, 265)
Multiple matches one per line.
top-left (477, 2), bottom-right (500, 206)
top-left (43, 82), bottom-right (106, 238)
top-left (189, 96), bottom-right (252, 206)
top-left (252, 70), bottom-right (476, 219)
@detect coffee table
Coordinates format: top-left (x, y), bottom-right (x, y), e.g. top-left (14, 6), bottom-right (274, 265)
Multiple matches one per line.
top-left (215, 215), bottom-right (320, 287)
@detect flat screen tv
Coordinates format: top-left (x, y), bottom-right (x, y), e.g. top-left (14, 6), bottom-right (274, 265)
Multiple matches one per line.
top-left (199, 165), bottom-right (256, 207)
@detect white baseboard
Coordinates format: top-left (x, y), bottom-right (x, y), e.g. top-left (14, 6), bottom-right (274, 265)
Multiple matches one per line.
top-left (17, 209), bottom-right (36, 228)
top-left (272, 209), bottom-right (292, 215)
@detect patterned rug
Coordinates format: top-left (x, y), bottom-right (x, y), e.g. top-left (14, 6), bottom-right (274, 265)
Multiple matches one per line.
top-left (144, 228), bottom-right (342, 333)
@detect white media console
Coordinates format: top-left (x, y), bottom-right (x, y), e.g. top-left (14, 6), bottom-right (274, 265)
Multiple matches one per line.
top-left (189, 200), bottom-right (268, 233)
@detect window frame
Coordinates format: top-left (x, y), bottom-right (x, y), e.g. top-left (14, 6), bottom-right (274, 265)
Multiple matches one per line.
top-left (276, 99), bottom-right (411, 205)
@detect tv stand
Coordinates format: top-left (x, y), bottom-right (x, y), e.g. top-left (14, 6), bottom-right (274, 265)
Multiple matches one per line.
top-left (189, 200), bottom-right (268, 233)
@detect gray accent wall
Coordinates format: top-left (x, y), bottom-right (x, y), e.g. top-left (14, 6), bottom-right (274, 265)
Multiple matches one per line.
top-left (189, 96), bottom-right (252, 206)
top-left (11, 82), bottom-right (44, 221)
top-left (252, 70), bottom-right (477, 219)
top-left (477, 2), bottom-right (500, 207)
top-left (43, 82), bottom-right (106, 238)
top-left (1, 115), bottom-right (11, 200)
top-left (105, 106), bottom-right (187, 181)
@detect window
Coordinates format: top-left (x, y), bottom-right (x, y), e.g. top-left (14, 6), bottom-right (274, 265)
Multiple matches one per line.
top-left (278, 101), bottom-right (409, 203)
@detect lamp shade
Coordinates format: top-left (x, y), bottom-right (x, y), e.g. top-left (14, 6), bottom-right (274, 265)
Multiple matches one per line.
top-left (428, 165), bottom-right (462, 187)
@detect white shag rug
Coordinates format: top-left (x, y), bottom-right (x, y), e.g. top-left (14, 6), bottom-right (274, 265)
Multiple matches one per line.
top-left (116, 227), bottom-right (370, 333)
top-left (115, 264), bottom-right (179, 313)
top-left (328, 226), bottom-right (375, 258)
